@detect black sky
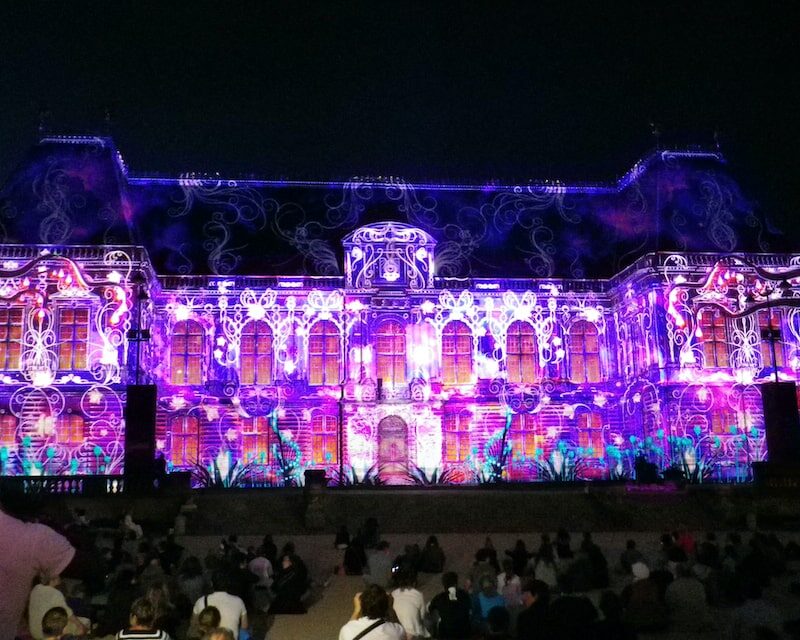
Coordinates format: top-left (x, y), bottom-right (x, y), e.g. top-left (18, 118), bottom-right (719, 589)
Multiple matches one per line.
top-left (0, 1), bottom-right (797, 226)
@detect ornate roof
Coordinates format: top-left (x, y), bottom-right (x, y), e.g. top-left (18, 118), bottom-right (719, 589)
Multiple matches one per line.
top-left (0, 136), bottom-right (784, 279)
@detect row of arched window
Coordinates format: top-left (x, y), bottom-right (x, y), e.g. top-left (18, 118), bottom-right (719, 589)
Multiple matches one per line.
top-left (169, 318), bottom-right (604, 385)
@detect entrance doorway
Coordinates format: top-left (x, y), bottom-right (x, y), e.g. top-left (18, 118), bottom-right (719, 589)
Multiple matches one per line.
top-left (377, 415), bottom-right (408, 483)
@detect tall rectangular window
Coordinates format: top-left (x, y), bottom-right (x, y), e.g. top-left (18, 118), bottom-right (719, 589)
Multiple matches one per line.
top-left (577, 411), bottom-right (604, 457)
top-left (442, 321), bottom-right (473, 385)
top-left (0, 415), bottom-right (17, 448)
top-left (171, 320), bottom-right (204, 385)
top-left (376, 320), bottom-right (406, 385)
top-left (570, 320), bottom-right (601, 383)
top-left (506, 321), bottom-right (537, 383)
top-left (700, 309), bottom-right (728, 368)
top-left (312, 414), bottom-right (338, 465)
top-left (58, 308), bottom-right (89, 370)
top-left (241, 321), bottom-right (273, 384)
top-left (443, 411), bottom-right (471, 462)
top-left (170, 416), bottom-right (199, 467)
top-left (758, 309), bottom-right (785, 369)
top-left (241, 416), bottom-right (271, 464)
top-left (309, 320), bottom-right (340, 385)
top-left (510, 413), bottom-right (541, 462)
top-left (0, 307), bottom-right (23, 370)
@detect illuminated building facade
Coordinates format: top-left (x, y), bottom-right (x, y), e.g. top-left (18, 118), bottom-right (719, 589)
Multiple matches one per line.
top-left (0, 136), bottom-right (798, 484)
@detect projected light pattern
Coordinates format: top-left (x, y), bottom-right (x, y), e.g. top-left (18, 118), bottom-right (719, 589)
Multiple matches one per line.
top-left (0, 137), bottom-right (798, 484)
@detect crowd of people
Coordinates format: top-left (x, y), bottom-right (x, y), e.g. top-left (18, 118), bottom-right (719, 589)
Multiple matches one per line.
top-left (3, 496), bottom-right (800, 640)
top-left (335, 525), bottom-right (800, 639)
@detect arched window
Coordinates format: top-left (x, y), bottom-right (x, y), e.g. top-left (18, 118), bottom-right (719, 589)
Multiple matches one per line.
top-left (241, 416), bottom-right (271, 464)
top-left (570, 320), bottom-right (601, 383)
top-left (758, 309), bottom-right (785, 370)
top-left (0, 307), bottom-right (23, 370)
top-left (376, 320), bottom-right (406, 385)
top-left (699, 309), bottom-right (728, 368)
top-left (577, 411), bottom-right (604, 458)
top-left (56, 414), bottom-right (84, 446)
top-left (170, 415), bottom-right (199, 467)
top-left (312, 414), bottom-right (338, 465)
top-left (443, 411), bottom-right (471, 462)
top-left (241, 321), bottom-right (273, 385)
top-left (171, 320), bottom-right (204, 385)
top-left (506, 321), bottom-right (537, 383)
top-left (442, 321), bottom-right (473, 385)
top-left (0, 414), bottom-right (17, 448)
top-left (58, 308), bottom-right (89, 370)
top-left (309, 320), bottom-right (340, 385)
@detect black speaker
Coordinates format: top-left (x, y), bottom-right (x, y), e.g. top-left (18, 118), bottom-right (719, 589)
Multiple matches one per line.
top-left (124, 385), bottom-right (157, 480)
top-left (762, 382), bottom-right (800, 465)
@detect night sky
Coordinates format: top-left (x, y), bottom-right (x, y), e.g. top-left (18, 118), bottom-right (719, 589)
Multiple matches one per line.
top-left (1, 2), bottom-right (797, 228)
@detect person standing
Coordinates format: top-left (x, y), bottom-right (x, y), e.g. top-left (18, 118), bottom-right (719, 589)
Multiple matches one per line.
top-left (0, 504), bottom-right (76, 640)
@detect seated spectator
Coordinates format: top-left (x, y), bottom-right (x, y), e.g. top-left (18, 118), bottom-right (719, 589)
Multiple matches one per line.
top-left (339, 585), bottom-right (405, 640)
top-left (362, 518), bottom-right (381, 550)
top-left (485, 606), bottom-right (511, 639)
top-left (259, 534), bottom-right (278, 569)
top-left (674, 526), bottom-right (696, 558)
top-left (186, 606), bottom-right (220, 640)
top-left (619, 539), bottom-right (644, 574)
top-left (547, 592), bottom-right (597, 640)
top-left (393, 544), bottom-right (421, 575)
top-left (269, 554), bottom-right (307, 614)
top-left (581, 533), bottom-right (609, 589)
top-left (555, 529), bottom-right (574, 561)
top-left (29, 572), bottom-right (88, 640)
top-left (496, 559), bottom-right (522, 609)
top-left (659, 533), bottom-right (687, 574)
top-left (146, 582), bottom-right (179, 638)
top-left (620, 562), bottom-right (668, 633)
top-left (428, 572), bottom-right (471, 640)
top-left (343, 537), bottom-right (367, 575)
top-left (533, 546), bottom-right (558, 589)
top-left (192, 572), bottom-right (248, 637)
top-left (664, 562), bottom-right (713, 632)
top-left (365, 540), bottom-right (393, 588)
top-left (391, 567), bottom-right (430, 638)
top-left (471, 549), bottom-right (499, 594)
top-left (419, 535), bottom-right (446, 574)
top-left (591, 591), bottom-right (635, 640)
top-left (474, 576), bottom-right (505, 631)
top-left (697, 532), bottom-right (721, 569)
top-left (116, 597), bottom-right (170, 640)
top-left (178, 557), bottom-right (209, 609)
top-left (515, 578), bottom-right (550, 640)
top-left (96, 569), bottom-right (138, 637)
top-left (247, 550), bottom-right (273, 590)
top-left (335, 525), bottom-right (351, 550)
top-left (40, 607), bottom-right (72, 640)
top-left (729, 581), bottom-right (784, 640)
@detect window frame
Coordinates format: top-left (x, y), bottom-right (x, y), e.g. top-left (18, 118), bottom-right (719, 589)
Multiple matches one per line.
top-left (56, 413), bottom-right (85, 446)
top-left (57, 306), bottom-right (90, 371)
top-left (376, 320), bottom-right (407, 386)
top-left (506, 320), bottom-right (538, 384)
top-left (171, 320), bottom-right (205, 385)
top-left (569, 320), bottom-right (602, 384)
top-left (699, 309), bottom-right (729, 369)
top-left (169, 415), bottom-right (200, 467)
top-left (308, 320), bottom-right (340, 386)
top-left (0, 307), bottom-right (23, 371)
top-left (442, 321), bottom-right (473, 385)
top-left (443, 410), bottom-right (472, 463)
top-left (240, 320), bottom-right (274, 385)
top-left (241, 416), bottom-right (272, 464)
top-left (311, 414), bottom-right (338, 466)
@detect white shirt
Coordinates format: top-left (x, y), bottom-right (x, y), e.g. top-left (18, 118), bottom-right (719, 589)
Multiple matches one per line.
top-left (28, 584), bottom-right (72, 640)
top-left (193, 592), bottom-right (247, 636)
top-left (391, 588), bottom-right (430, 638)
top-left (339, 617), bottom-right (406, 640)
